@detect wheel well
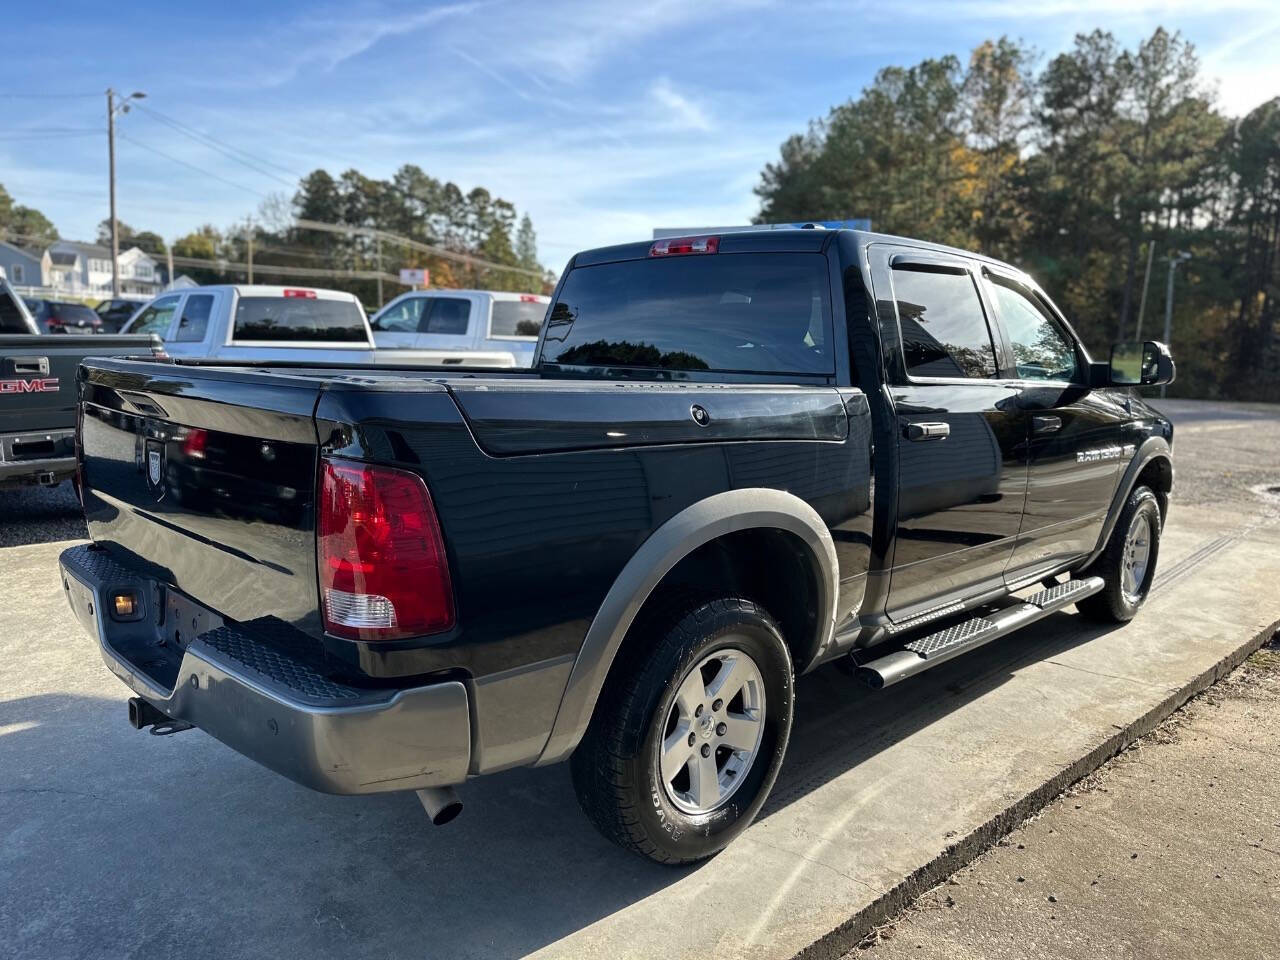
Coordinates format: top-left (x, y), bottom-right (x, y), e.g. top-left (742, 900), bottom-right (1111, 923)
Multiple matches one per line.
top-left (1136, 456), bottom-right (1173, 522)
top-left (618, 528), bottom-right (824, 675)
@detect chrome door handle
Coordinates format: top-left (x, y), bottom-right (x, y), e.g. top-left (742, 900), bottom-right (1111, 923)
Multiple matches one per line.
top-left (906, 421), bottom-right (950, 442)
top-left (1032, 415), bottom-right (1062, 435)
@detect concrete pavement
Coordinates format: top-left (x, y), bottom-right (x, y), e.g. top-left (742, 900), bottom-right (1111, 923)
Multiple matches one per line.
top-left (1, 399), bottom-right (1278, 960)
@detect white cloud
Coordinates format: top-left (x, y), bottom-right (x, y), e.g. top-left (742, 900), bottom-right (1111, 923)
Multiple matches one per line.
top-left (650, 78), bottom-right (713, 131)
top-left (1202, 15), bottom-right (1280, 116)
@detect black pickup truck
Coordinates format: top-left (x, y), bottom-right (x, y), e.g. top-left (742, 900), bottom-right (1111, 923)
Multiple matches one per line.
top-left (59, 228), bottom-right (1174, 862)
top-left (1, 279), bottom-right (162, 490)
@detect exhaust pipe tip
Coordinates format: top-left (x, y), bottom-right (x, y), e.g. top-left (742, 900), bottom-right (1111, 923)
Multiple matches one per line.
top-left (416, 786), bottom-right (463, 826)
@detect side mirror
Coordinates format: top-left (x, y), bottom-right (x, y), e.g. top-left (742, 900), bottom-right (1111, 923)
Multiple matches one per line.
top-left (1102, 340), bottom-right (1175, 387)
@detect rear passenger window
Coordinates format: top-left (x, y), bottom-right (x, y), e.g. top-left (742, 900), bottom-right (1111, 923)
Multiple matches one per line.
top-left (423, 298), bottom-right (470, 335)
top-left (490, 299), bottom-right (546, 338)
top-left (174, 294), bottom-right (213, 342)
top-left (892, 266), bottom-right (997, 379)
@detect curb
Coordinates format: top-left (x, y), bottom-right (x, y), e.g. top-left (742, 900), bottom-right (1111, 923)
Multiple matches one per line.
top-left (792, 615), bottom-right (1280, 960)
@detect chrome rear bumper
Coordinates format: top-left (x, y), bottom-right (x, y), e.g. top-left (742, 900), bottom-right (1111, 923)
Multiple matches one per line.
top-left (59, 543), bottom-right (471, 794)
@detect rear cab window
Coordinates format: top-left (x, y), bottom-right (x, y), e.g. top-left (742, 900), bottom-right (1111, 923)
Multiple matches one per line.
top-left (232, 294), bottom-right (367, 342)
top-left (50, 302), bottom-right (101, 326)
top-left (541, 252), bottom-right (832, 375)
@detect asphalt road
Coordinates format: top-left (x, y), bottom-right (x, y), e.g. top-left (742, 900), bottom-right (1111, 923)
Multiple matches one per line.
top-left (1, 397), bottom-right (1277, 960)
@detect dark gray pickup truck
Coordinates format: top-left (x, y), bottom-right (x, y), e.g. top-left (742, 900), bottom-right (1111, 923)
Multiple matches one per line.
top-left (59, 228), bottom-right (1175, 862)
top-left (1, 279), bottom-right (162, 489)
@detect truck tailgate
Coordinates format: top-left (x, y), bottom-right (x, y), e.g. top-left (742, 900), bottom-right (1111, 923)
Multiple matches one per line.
top-left (78, 359), bottom-right (326, 640)
top-left (1, 334), bottom-right (156, 437)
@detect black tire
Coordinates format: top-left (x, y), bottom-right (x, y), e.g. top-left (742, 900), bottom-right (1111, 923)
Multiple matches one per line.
top-left (1077, 485), bottom-right (1162, 623)
top-left (570, 597), bottom-right (794, 864)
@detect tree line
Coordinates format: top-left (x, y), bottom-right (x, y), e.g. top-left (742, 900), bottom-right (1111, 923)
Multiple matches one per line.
top-left (756, 27), bottom-right (1280, 401)
top-left (1, 164), bottom-right (550, 304)
top-left (148, 165), bottom-right (549, 301)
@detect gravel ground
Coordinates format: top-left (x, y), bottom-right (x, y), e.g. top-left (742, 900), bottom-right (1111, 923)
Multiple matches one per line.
top-left (0, 482), bottom-right (86, 548)
top-left (855, 639), bottom-right (1280, 960)
top-left (1155, 398), bottom-right (1280, 508)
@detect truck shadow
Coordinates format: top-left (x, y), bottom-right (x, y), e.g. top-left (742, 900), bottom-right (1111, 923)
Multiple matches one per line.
top-left (0, 613), bottom-right (1114, 960)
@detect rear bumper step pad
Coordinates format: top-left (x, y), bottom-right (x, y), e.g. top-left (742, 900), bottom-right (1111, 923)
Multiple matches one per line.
top-left (857, 576), bottom-right (1105, 689)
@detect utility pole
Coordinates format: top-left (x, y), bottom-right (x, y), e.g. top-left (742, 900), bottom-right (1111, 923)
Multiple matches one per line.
top-left (166, 244), bottom-right (175, 292)
top-left (1134, 239), bottom-right (1156, 342)
top-left (246, 225), bottom-right (254, 284)
top-left (375, 232), bottom-right (383, 307)
top-left (107, 90), bottom-right (119, 298)
top-left (1161, 251), bottom-right (1191, 398)
top-left (106, 88), bottom-right (146, 299)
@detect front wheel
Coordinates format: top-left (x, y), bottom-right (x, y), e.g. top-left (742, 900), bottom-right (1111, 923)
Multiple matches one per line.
top-left (570, 597), bottom-right (794, 864)
top-left (1078, 485), bottom-right (1162, 623)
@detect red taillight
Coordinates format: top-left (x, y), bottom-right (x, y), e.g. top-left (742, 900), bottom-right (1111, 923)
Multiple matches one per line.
top-left (519, 294), bottom-right (545, 302)
top-left (317, 458), bottom-right (454, 640)
top-left (181, 428), bottom-right (207, 459)
top-left (283, 288), bottom-right (317, 299)
top-left (649, 235), bottom-right (719, 257)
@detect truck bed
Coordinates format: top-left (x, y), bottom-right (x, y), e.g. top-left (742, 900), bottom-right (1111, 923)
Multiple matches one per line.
top-left (76, 355), bottom-right (858, 689)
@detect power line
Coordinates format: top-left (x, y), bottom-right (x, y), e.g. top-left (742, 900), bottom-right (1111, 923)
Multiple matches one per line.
top-left (165, 253), bottom-right (397, 283)
top-left (129, 102), bottom-right (301, 179)
top-left (294, 218), bottom-right (545, 279)
top-left (130, 102), bottom-right (298, 187)
top-left (117, 132), bottom-right (270, 200)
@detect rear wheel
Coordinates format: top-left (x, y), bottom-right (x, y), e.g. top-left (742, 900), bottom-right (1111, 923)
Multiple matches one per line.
top-left (570, 597), bottom-right (794, 864)
top-left (1078, 485), bottom-right (1162, 623)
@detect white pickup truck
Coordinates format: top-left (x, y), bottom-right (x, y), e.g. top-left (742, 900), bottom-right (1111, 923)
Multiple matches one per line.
top-left (369, 289), bottom-right (550, 368)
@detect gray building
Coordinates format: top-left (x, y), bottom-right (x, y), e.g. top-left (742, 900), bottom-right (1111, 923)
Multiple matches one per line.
top-left (0, 240), bottom-right (44, 287)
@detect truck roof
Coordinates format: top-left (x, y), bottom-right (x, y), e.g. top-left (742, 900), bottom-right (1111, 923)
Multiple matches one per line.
top-left (178, 284), bottom-right (361, 302)
top-left (387, 289), bottom-right (549, 301)
top-left (571, 227), bottom-right (1019, 273)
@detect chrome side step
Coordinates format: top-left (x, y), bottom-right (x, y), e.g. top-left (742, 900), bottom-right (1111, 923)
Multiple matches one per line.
top-left (856, 576), bottom-right (1104, 689)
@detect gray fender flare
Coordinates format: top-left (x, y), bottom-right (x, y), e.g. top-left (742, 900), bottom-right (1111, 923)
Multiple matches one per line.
top-left (1083, 435), bottom-right (1173, 568)
top-left (534, 487), bottom-right (839, 766)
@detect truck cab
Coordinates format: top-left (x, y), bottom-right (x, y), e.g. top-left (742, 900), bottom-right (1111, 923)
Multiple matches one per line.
top-left (369, 289), bottom-right (549, 367)
top-left (121, 284), bottom-right (375, 362)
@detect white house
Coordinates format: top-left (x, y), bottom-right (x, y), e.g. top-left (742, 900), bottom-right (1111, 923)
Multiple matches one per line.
top-left (45, 241), bottom-right (162, 297)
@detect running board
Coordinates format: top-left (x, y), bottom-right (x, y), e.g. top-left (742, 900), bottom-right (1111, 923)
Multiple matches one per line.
top-left (856, 576), bottom-right (1105, 689)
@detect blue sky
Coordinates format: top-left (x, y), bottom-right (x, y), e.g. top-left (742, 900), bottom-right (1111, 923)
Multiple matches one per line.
top-left (3, 0), bottom-right (1279, 269)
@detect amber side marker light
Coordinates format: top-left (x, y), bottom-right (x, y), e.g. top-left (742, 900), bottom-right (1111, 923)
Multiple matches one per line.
top-left (111, 592), bottom-right (141, 621)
